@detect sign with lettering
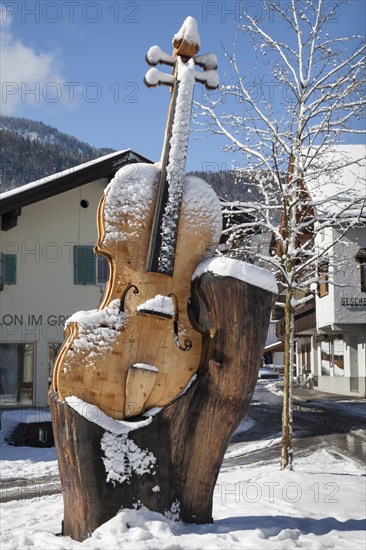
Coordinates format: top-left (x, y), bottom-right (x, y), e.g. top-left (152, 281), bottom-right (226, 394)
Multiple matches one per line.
top-left (0, 314), bottom-right (68, 326)
top-left (341, 297), bottom-right (366, 307)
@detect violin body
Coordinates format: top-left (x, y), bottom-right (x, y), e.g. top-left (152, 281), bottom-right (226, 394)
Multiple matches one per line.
top-left (53, 163), bottom-right (222, 419)
top-left (53, 18), bottom-right (222, 420)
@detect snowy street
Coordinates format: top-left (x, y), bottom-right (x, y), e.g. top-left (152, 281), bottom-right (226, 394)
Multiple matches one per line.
top-left (228, 382), bottom-right (366, 468)
top-left (1, 381), bottom-right (365, 549)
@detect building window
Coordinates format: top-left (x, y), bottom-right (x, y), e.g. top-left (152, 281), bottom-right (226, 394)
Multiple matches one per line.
top-left (74, 246), bottom-right (109, 285)
top-left (0, 343), bottom-right (34, 406)
top-left (0, 253), bottom-right (17, 285)
top-left (318, 259), bottom-right (329, 297)
top-left (74, 245), bottom-right (96, 285)
top-left (320, 337), bottom-right (344, 377)
top-left (355, 249), bottom-right (366, 292)
top-left (333, 338), bottom-right (345, 376)
top-left (320, 341), bottom-right (331, 375)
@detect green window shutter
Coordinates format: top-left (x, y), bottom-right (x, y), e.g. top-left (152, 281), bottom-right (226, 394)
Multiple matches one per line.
top-left (74, 245), bottom-right (96, 285)
top-left (2, 254), bottom-right (17, 284)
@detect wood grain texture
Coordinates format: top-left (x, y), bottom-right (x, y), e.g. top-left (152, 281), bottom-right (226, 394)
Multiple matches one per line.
top-left (125, 365), bottom-right (158, 417)
top-left (53, 166), bottom-right (222, 419)
top-left (50, 272), bottom-right (276, 541)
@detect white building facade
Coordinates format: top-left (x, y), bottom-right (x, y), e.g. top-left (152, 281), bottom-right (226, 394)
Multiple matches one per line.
top-left (312, 225), bottom-right (366, 396)
top-left (284, 145), bottom-right (366, 396)
top-left (294, 142), bottom-right (366, 397)
top-left (0, 150), bottom-right (149, 409)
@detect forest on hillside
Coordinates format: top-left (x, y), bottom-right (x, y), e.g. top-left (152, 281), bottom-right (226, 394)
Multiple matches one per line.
top-left (0, 115), bottom-right (258, 203)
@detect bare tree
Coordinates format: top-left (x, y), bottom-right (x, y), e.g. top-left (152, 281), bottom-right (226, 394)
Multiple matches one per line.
top-left (194, 0), bottom-right (365, 469)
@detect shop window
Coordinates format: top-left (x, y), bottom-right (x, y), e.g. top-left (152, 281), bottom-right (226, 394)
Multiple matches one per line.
top-left (0, 253), bottom-right (17, 285)
top-left (0, 343), bottom-right (34, 405)
top-left (355, 249), bottom-right (366, 292)
top-left (318, 259), bottom-right (329, 297)
top-left (74, 246), bottom-right (109, 285)
top-left (320, 337), bottom-right (344, 376)
top-left (48, 343), bottom-right (63, 386)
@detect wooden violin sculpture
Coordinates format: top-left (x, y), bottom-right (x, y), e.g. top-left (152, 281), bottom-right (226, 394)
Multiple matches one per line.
top-left (52, 17), bottom-right (222, 420)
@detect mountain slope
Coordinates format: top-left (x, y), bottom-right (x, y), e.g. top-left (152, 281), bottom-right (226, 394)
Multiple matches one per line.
top-left (0, 116), bottom-right (115, 192)
top-left (0, 116), bottom-right (255, 202)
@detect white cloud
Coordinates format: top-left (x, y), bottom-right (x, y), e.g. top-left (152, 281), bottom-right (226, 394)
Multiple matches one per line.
top-left (0, 11), bottom-right (65, 115)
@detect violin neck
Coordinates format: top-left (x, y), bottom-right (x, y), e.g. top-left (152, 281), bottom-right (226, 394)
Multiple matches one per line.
top-left (144, 18), bottom-right (218, 276)
top-left (146, 61), bottom-right (194, 276)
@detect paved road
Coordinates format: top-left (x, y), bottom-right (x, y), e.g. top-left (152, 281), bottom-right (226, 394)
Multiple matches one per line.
top-left (1, 382), bottom-right (365, 502)
top-left (227, 381), bottom-right (366, 468)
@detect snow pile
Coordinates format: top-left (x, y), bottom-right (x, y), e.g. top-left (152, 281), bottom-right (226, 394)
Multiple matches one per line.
top-left (101, 432), bottom-right (156, 485)
top-left (173, 16), bottom-right (200, 48)
top-left (103, 163), bottom-right (160, 243)
top-left (193, 68), bottom-right (219, 90)
top-left (164, 499), bottom-right (180, 521)
top-left (65, 396), bottom-right (153, 435)
top-left (0, 444), bottom-right (57, 481)
top-left (144, 68), bottom-right (174, 87)
top-left (194, 52), bottom-right (218, 70)
top-left (159, 57), bottom-right (196, 273)
top-left (1, 447), bottom-right (365, 549)
top-left (146, 45), bottom-right (174, 66)
top-left (192, 256), bottom-right (278, 294)
top-left (64, 299), bottom-right (127, 364)
top-left (225, 434), bottom-right (282, 459)
top-left (131, 363), bottom-right (158, 373)
top-left (180, 175), bottom-right (223, 248)
top-left (137, 295), bottom-right (174, 317)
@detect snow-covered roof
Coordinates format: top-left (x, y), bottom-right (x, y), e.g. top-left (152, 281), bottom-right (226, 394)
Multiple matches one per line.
top-left (1, 149), bottom-right (128, 201)
top-left (305, 144), bottom-right (366, 219)
top-left (0, 148), bottom-right (152, 229)
top-left (264, 341), bottom-right (285, 352)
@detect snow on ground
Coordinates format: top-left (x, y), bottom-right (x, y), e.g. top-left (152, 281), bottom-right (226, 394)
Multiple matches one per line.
top-left (264, 379), bottom-right (284, 396)
top-left (1, 440), bottom-right (365, 549)
top-left (0, 443), bottom-right (57, 481)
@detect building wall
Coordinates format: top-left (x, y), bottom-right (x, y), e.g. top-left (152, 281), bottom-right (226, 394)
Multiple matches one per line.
top-left (0, 179), bottom-right (107, 407)
top-left (333, 226), bottom-right (366, 323)
top-left (315, 226), bottom-right (335, 329)
top-left (313, 226), bottom-right (366, 397)
top-left (315, 325), bottom-right (366, 396)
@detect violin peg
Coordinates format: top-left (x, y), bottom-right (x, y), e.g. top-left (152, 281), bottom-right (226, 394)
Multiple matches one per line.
top-left (194, 69), bottom-right (220, 90)
top-left (194, 53), bottom-right (218, 71)
top-left (146, 45), bottom-right (175, 67)
top-left (144, 68), bottom-right (175, 88)
top-left (173, 16), bottom-right (200, 59)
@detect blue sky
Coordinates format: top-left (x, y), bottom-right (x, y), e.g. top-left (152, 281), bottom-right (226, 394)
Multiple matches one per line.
top-left (1, 0), bottom-right (365, 170)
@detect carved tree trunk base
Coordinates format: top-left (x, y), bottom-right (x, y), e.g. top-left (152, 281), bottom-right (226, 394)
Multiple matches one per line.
top-left (49, 272), bottom-right (275, 541)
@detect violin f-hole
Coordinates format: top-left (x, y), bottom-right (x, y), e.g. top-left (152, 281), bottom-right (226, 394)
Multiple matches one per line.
top-left (173, 319), bottom-right (193, 351)
top-left (120, 285), bottom-right (139, 312)
top-left (169, 293), bottom-right (192, 351)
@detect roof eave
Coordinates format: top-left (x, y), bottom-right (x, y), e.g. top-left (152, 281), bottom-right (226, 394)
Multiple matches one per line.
top-left (0, 149), bottom-right (152, 229)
